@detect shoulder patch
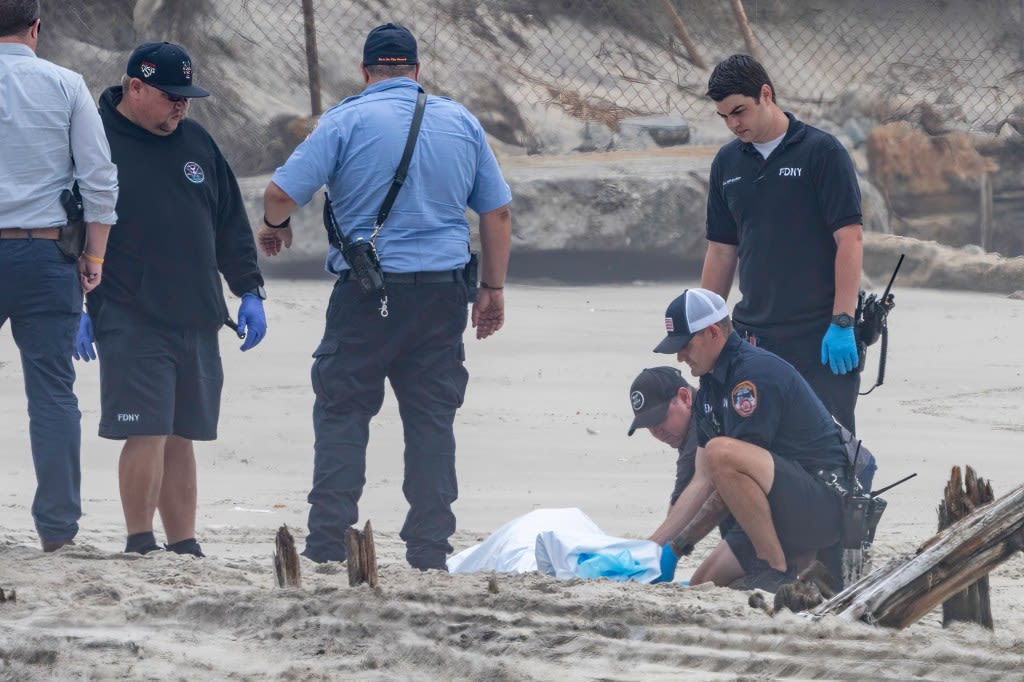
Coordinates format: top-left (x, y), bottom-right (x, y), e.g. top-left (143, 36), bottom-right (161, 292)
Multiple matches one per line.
top-left (730, 380), bottom-right (758, 418)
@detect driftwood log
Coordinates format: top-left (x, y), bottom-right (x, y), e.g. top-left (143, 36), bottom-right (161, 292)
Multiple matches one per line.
top-left (810, 482), bottom-right (1024, 628)
top-left (939, 466), bottom-right (994, 628)
top-left (273, 524), bottom-right (301, 588)
top-left (345, 521), bottom-right (379, 588)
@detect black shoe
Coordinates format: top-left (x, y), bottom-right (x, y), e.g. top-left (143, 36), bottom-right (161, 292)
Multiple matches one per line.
top-left (300, 548), bottom-right (344, 564)
top-left (125, 531), bottom-right (163, 555)
top-left (41, 538), bottom-right (75, 553)
top-left (166, 538), bottom-right (205, 557)
top-left (731, 560), bottom-right (796, 593)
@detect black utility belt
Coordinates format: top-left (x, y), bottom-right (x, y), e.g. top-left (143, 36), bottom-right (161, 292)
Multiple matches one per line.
top-left (338, 268), bottom-right (463, 285)
top-left (808, 466), bottom-right (852, 497)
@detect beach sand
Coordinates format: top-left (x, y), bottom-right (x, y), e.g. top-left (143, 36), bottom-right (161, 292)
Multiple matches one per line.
top-left (1, 278), bottom-right (1023, 680)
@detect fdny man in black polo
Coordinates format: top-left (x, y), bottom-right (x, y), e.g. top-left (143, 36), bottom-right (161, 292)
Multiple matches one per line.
top-left (648, 288), bottom-right (848, 591)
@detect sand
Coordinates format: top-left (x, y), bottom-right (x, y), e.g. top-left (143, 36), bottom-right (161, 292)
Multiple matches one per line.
top-left (1, 278), bottom-right (1023, 681)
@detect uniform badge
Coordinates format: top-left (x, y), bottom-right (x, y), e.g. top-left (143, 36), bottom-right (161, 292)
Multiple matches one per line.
top-left (183, 161), bottom-right (205, 184)
top-left (730, 381), bottom-right (758, 417)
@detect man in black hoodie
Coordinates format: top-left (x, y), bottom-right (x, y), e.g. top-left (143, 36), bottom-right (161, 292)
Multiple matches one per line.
top-left (74, 42), bottom-right (267, 557)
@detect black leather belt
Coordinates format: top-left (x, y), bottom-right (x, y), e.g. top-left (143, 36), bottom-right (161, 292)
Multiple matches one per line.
top-left (810, 466), bottom-right (852, 496)
top-left (338, 269), bottom-right (463, 284)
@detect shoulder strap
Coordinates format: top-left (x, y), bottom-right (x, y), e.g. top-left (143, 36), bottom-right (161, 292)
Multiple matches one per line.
top-left (374, 89), bottom-right (427, 230)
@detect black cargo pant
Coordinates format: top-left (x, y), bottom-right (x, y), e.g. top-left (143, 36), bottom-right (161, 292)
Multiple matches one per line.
top-left (304, 271), bottom-right (469, 569)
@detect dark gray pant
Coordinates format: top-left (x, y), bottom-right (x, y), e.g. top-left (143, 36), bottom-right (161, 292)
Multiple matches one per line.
top-left (0, 238), bottom-right (83, 543)
top-left (305, 275), bottom-right (469, 568)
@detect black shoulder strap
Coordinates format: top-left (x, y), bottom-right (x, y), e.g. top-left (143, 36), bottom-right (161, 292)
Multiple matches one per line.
top-left (375, 89), bottom-right (427, 229)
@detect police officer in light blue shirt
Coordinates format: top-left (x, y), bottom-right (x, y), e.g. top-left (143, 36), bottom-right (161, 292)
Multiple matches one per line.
top-left (259, 23), bottom-right (512, 569)
top-left (0, 0), bottom-right (118, 552)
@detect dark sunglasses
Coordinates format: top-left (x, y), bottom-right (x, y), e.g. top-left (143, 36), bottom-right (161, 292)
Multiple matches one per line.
top-left (160, 91), bottom-right (189, 103)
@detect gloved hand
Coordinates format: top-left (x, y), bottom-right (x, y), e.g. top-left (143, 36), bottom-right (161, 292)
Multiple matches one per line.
top-left (237, 294), bottom-right (266, 351)
top-left (821, 323), bottom-right (858, 375)
top-left (73, 312), bottom-right (96, 362)
top-left (651, 543), bottom-right (679, 584)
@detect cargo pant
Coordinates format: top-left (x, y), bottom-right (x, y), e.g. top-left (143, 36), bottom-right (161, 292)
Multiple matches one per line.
top-left (304, 272), bottom-right (469, 569)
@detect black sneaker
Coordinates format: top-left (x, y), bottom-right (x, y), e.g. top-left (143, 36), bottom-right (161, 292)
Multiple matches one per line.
top-left (731, 560), bottom-right (796, 593)
top-left (165, 538), bottom-right (205, 558)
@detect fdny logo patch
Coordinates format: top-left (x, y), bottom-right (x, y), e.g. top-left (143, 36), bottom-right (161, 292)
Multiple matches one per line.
top-left (182, 60), bottom-right (192, 79)
top-left (140, 61), bottom-right (157, 78)
top-left (730, 380), bottom-right (758, 417)
top-left (630, 390), bottom-right (645, 412)
top-left (183, 161), bottom-right (205, 184)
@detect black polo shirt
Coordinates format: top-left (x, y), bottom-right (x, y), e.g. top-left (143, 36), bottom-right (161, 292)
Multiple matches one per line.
top-left (706, 113), bottom-right (862, 338)
top-left (695, 332), bottom-right (847, 473)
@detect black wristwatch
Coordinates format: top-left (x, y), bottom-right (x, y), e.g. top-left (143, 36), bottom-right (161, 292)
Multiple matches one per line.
top-left (831, 312), bottom-right (854, 328)
top-left (245, 285), bottom-right (267, 300)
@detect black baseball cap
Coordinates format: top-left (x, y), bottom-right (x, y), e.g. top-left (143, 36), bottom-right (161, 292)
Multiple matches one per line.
top-left (653, 288), bottom-right (729, 354)
top-left (363, 23), bottom-right (418, 66)
top-left (127, 42), bottom-right (210, 98)
top-left (627, 367), bottom-right (690, 436)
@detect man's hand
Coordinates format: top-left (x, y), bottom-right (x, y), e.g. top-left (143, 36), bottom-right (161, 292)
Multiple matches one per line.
top-left (237, 294), bottom-right (267, 351)
top-left (651, 544), bottom-right (679, 584)
top-left (821, 323), bottom-right (858, 375)
top-left (471, 287), bottom-right (504, 340)
top-left (257, 225), bottom-right (292, 257)
top-left (78, 258), bottom-right (102, 293)
top-left (73, 312), bottom-right (96, 362)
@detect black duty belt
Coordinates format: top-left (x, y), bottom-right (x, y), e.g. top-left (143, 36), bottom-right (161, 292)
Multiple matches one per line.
top-left (338, 269), bottom-right (462, 285)
top-left (809, 466), bottom-right (852, 497)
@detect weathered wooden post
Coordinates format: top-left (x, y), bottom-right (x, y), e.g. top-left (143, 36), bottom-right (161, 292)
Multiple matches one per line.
top-left (810, 482), bottom-right (1024, 628)
top-left (345, 520), bottom-right (379, 588)
top-left (657, 0), bottom-right (706, 69)
top-left (939, 465), bottom-right (994, 628)
top-left (273, 524), bottom-right (302, 588)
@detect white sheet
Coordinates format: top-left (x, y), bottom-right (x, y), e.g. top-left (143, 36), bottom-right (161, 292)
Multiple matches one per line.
top-left (447, 508), bottom-right (661, 583)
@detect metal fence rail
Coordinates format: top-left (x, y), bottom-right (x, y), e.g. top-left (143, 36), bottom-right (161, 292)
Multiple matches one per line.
top-left (41, 0), bottom-right (1024, 174)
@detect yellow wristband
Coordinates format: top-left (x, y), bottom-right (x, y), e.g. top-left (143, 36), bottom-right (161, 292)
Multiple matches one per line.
top-left (81, 252), bottom-right (104, 265)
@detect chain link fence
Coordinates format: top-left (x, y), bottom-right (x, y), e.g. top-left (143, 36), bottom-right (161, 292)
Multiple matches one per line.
top-left (40, 0), bottom-right (1024, 175)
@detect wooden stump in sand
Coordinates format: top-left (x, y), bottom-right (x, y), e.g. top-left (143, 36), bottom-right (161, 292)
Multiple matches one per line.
top-left (273, 524), bottom-right (301, 588)
top-left (345, 521), bottom-right (379, 588)
top-left (810, 481), bottom-right (1024, 628)
top-left (939, 465), bottom-right (994, 629)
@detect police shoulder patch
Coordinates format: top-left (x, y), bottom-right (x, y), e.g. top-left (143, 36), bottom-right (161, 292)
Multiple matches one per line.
top-left (730, 380), bottom-right (758, 417)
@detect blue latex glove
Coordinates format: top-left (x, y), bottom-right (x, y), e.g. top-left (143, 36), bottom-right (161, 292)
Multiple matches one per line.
top-left (237, 294), bottom-right (266, 351)
top-left (73, 312), bottom-right (96, 362)
top-left (821, 323), bottom-right (858, 375)
top-left (651, 543), bottom-right (679, 584)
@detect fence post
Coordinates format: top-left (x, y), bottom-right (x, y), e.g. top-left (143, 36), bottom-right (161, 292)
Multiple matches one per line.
top-left (730, 0), bottom-right (763, 62)
top-left (301, 0), bottom-right (322, 116)
top-left (657, 0), bottom-right (706, 69)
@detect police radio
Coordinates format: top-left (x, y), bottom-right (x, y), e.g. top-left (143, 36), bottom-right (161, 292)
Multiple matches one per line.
top-left (856, 254), bottom-right (904, 395)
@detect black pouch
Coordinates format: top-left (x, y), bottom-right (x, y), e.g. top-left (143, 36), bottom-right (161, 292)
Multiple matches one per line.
top-left (341, 239), bottom-right (385, 295)
top-left (463, 252), bottom-right (479, 303)
top-left (56, 186), bottom-right (85, 261)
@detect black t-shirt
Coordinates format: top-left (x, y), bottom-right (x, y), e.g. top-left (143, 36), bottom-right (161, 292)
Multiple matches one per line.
top-left (706, 113), bottom-right (862, 338)
top-left (695, 333), bottom-right (847, 473)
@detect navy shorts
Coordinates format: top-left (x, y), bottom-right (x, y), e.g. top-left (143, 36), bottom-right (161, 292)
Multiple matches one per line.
top-left (724, 452), bottom-right (843, 572)
top-left (95, 301), bottom-right (223, 440)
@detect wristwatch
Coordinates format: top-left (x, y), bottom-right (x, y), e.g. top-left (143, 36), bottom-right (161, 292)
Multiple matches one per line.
top-left (245, 285), bottom-right (267, 300)
top-left (831, 312), bottom-right (854, 328)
